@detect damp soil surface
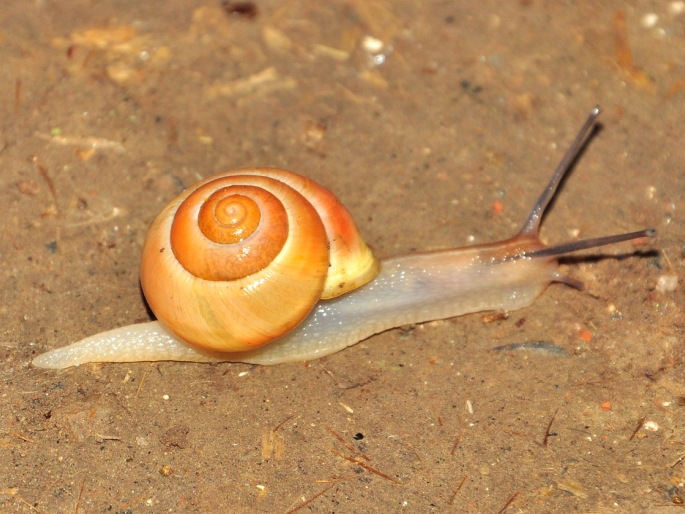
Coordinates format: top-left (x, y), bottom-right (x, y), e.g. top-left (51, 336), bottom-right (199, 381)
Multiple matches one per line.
top-left (2, 1), bottom-right (684, 512)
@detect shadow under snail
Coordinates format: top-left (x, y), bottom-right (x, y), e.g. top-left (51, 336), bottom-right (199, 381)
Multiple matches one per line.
top-left (33, 106), bottom-right (655, 369)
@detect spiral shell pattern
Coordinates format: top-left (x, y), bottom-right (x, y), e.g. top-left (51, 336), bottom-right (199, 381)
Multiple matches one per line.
top-left (140, 168), bottom-right (379, 352)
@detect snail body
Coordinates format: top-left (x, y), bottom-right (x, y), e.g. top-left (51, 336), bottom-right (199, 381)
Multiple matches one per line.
top-left (33, 107), bottom-right (654, 369)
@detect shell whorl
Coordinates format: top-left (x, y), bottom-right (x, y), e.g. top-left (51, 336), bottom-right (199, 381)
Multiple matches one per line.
top-left (140, 168), bottom-right (379, 353)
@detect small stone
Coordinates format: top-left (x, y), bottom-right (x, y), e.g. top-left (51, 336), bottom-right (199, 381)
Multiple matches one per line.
top-left (643, 420), bottom-right (660, 431)
top-left (641, 13), bottom-right (659, 28)
top-left (656, 274), bottom-right (678, 293)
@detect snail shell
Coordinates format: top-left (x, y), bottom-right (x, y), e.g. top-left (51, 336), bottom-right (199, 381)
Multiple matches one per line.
top-left (141, 168), bottom-right (379, 353)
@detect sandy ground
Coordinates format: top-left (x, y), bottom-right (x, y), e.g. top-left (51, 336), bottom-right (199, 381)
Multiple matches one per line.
top-left (1, 1), bottom-right (684, 512)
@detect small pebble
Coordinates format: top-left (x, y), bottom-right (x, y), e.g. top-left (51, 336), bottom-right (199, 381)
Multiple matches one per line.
top-left (362, 35), bottom-right (384, 53)
top-left (643, 420), bottom-right (660, 432)
top-left (669, 1), bottom-right (685, 15)
top-left (641, 13), bottom-right (659, 28)
top-left (656, 274), bottom-right (678, 293)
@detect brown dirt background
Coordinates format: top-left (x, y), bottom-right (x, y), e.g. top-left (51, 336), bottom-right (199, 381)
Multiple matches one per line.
top-left (1, 1), bottom-right (683, 512)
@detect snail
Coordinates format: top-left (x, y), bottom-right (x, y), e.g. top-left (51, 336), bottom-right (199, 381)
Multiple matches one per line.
top-left (32, 106), bottom-right (655, 369)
